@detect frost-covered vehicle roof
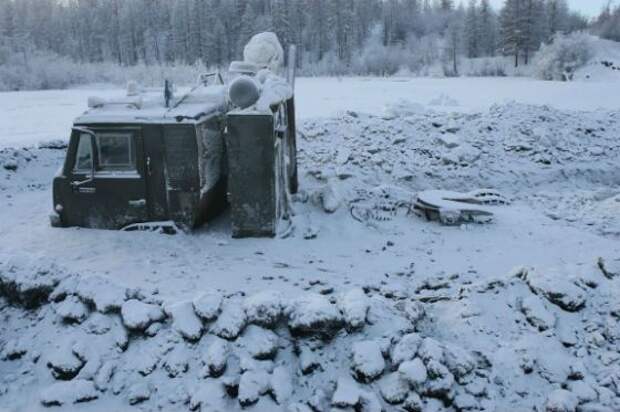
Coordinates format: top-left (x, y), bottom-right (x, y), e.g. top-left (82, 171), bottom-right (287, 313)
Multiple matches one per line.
top-left (74, 85), bottom-right (228, 125)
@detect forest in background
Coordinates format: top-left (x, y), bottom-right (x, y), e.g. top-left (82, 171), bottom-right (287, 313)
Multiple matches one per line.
top-left (0, 0), bottom-right (619, 90)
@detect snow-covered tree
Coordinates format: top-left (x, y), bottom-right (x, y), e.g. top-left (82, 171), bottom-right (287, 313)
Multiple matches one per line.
top-left (0, 0), bottom-right (593, 84)
top-left (478, 0), bottom-right (498, 56)
top-left (464, 0), bottom-right (479, 58)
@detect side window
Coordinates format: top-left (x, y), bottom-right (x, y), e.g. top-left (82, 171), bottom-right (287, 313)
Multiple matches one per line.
top-left (73, 133), bottom-right (93, 172)
top-left (96, 133), bottom-right (135, 171)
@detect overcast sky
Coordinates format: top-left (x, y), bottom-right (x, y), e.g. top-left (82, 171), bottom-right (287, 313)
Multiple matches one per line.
top-left (487, 0), bottom-right (610, 18)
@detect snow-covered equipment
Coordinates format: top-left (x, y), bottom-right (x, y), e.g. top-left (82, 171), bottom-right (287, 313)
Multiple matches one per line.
top-left (413, 189), bottom-right (510, 225)
top-left (243, 32), bottom-right (284, 72)
top-left (228, 61), bottom-right (258, 76)
top-left (227, 76), bottom-right (261, 109)
top-left (225, 42), bottom-right (298, 237)
top-left (51, 34), bottom-right (298, 237)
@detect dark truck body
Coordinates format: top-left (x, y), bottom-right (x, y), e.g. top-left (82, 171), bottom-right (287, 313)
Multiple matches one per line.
top-left (51, 83), bottom-right (297, 236)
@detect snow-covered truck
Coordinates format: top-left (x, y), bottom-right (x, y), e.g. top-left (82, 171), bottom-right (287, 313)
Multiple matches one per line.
top-left (50, 33), bottom-right (297, 237)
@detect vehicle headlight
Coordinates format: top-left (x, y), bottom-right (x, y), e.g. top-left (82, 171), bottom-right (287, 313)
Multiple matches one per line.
top-left (228, 76), bottom-right (260, 109)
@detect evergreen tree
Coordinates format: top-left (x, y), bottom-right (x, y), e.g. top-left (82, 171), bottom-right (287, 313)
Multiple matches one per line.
top-left (478, 0), bottom-right (497, 56)
top-left (464, 0), bottom-right (479, 58)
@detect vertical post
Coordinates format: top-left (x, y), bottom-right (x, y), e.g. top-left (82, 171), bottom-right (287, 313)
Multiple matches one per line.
top-left (287, 45), bottom-right (297, 90)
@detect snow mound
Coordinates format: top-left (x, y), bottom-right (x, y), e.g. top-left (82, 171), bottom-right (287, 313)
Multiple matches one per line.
top-left (574, 36), bottom-right (620, 82)
top-left (0, 256), bottom-right (63, 308)
top-left (286, 293), bottom-right (344, 338)
top-left (120, 299), bottom-right (165, 330)
top-left (522, 267), bottom-right (587, 312)
top-left (338, 288), bottom-right (369, 330)
top-left (243, 290), bottom-right (285, 327)
top-left (40, 380), bottom-right (98, 406)
top-left (243, 32), bottom-right (284, 72)
top-left (351, 340), bottom-right (385, 382)
top-left (192, 290), bottom-right (223, 321)
top-left (164, 300), bottom-right (203, 341)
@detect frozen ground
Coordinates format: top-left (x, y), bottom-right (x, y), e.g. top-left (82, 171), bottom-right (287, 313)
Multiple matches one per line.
top-left (1, 76), bottom-right (620, 412)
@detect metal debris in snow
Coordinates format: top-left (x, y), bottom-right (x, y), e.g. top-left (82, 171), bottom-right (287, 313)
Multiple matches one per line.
top-left (414, 189), bottom-right (510, 225)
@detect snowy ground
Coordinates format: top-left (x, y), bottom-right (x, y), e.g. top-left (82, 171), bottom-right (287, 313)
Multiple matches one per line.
top-left (1, 76), bottom-right (620, 412)
top-left (1, 75), bottom-right (620, 149)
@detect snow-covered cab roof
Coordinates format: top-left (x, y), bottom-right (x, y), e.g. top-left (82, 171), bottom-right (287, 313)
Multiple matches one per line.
top-left (74, 84), bottom-right (228, 125)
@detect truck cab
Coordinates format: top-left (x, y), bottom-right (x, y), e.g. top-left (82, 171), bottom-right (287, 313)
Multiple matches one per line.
top-left (51, 76), bottom-right (297, 237)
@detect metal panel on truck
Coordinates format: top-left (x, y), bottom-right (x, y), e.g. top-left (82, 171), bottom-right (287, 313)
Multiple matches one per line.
top-left (226, 113), bottom-right (280, 238)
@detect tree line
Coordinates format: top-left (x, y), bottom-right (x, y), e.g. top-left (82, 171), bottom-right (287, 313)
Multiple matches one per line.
top-left (0, 0), bottom-right (599, 76)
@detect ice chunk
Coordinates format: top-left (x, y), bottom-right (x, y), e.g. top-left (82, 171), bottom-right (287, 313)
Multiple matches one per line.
top-left (211, 302), bottom-right (247, 340)
top-left (424, 360), bottom-right (455, 399)
top-left (127, 382), bottom-right (151, 405)
top-left (243, 290), bottom-right (285, 327)
top-left (417, 337), bottom-right (445, 364)
top-left (193, 291), bottom-right (223, 322)
top-left (378, 372), bottom-right (409, 404)
top-left (132, 345), bottom-right (161, 377)
top-left (520, 294), bottom-right (556, 331)
top-left (40, 380), bottom-right (98, 406)
top-left (238, 369), bottom-right (271, 406)
top-left (164, 345), bottom-right (190, 377)
top-left (0, 258), bottom-right (63, 308)
top-left (332, 376), bottom-right (362, 408)
top-left (270, 366), bottom-right (293, 405)
top-left (359, 390), bottom-right (383, 412)
top-left (240, 325), bottom-right (279, 360)
top-left (321, 178), bottom-right (341, 213)
top-left (443, 344), bottom-right (476, 379)
top-left (566, 381), bottom-right (598, 404)
top-left (286, 293), bottom-right (343, 338)
top-left (525, 268), bottom-right (587, 312)
top-left (391, 333), bottom-right (422, 366)
top-left (46, 344), bottom-right (85, 380)
top-left (338, 288), bottom-right (369, 330)
top-left (75, 275), bottom-right (127, 313)
top-left (397, 300), bottom-right (426, 325)
top-left (164, 301), bottom-right (203, 341)
top-left (94, 361), bottom-right (116, 391)
top-left (544, 389), bottom-right (578, 412)
top-left (121, 299), bottom-right (165, 331)
top-left (189, 380), bottom-right (228, 411)
top-left (288, 403), bottom-right (314, 412)
top-left (403, 392), bottom-right (424, 412)
top-left (399, 358), bottom-right (428, 388)
top-left (299, 345), bottom-right (321, 375)
top-left (351, 340), bottom-right (385, 382)
top-left (1, 338), bottom-right (28, 360)
top-left (202, 337), bottom-right (229, 377)
top-left (453, 392), bottom-right (480, 410)
top-left (55, 295), bottom-right (89, 323)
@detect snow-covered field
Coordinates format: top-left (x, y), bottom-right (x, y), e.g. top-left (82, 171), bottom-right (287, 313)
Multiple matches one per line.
top-left (1, 75), bottom-right (620, 412)
top-left (1, 75), bottom-right (620, 149)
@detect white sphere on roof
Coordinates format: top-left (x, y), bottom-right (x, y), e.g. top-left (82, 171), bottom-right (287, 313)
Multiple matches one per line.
top-left (243, 32), bottom-right (284, 72)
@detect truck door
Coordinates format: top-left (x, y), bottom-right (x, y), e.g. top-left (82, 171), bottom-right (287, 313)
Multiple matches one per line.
top-left (57, 128), bottom-right (99, 227)
top-left (142, 125), bottom-right (168, 221)
top-left (89, 127), bottom-right (149, 229)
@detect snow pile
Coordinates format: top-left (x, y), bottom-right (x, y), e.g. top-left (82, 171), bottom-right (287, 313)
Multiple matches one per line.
top-left (2, 254), bottom-right (620, 411)
top-left (574, 36), bottom-right (620, 82)
top-left (298, 102), bottom-right (620, 236)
